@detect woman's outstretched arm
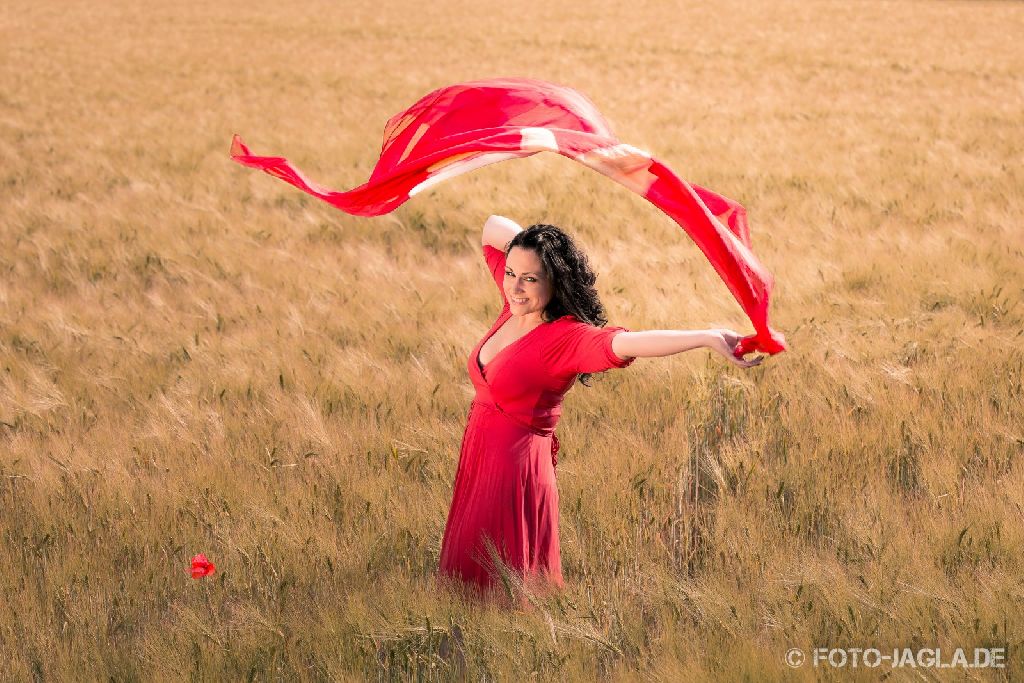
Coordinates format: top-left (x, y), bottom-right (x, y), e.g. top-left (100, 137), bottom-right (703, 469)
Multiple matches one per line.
top-left (612, 329), bottom-right (764, 369)
top-left (481, 214), bottom-right (523, 250)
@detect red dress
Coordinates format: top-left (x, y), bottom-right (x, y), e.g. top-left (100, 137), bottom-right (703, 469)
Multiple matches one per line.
top-left (437, 244), bottom-right (636, 598)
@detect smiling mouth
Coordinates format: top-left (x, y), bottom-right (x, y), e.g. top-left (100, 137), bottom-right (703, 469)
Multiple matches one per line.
top-left (511, 297), bottom-right (528, 304)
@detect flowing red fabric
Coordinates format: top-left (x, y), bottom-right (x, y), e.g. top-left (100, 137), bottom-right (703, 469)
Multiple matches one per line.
top-left (230, 77), bottom-right (787, 356)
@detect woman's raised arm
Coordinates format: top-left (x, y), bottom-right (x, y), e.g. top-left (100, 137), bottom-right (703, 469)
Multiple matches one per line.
top-left (481, 214), bottom-right (523, 250)
top-left (612, 329), bottom-right (764, 369)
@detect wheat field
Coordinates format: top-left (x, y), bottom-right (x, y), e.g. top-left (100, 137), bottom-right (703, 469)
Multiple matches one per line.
top-left (1, 0), bottom-right (1022, 680)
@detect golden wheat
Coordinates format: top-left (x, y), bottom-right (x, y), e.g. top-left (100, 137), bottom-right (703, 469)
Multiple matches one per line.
top-left (1, 0), bottom-right (1021, 679)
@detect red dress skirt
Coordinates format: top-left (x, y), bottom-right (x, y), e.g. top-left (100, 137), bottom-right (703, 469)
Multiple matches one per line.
top-left (437, 244), bottom-right (635, 600)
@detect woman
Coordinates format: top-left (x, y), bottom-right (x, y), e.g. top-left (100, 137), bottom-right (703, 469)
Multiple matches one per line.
top-left (437, 215), bottom-right (762, 602)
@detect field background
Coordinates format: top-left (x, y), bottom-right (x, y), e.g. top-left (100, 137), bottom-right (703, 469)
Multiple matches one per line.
top-left (2, 0), bottom-right (1022, 679)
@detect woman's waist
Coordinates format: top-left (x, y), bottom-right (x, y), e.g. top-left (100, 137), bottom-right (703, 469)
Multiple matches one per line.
top-left (470, 399), bottom-right (560, 436)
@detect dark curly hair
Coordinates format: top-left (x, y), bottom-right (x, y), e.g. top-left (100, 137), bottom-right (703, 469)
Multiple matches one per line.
top-left (505, 224), bottom-right (612, 387)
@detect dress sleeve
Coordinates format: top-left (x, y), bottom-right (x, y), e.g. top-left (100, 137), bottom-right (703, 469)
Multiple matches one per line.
top-left (548, 321), bottom-right (636, 376)
top-left (482, 244), bottom-right (508, 307)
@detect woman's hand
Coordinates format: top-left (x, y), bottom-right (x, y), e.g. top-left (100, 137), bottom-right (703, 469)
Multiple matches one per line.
top-left (706, 329), bottom-right (765, 369)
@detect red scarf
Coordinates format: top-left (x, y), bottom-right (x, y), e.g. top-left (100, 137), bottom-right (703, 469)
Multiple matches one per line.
top-left (231, 77), bottom-right (786, 357)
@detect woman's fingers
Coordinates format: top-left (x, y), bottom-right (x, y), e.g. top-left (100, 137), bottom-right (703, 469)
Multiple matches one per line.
top-left (739, 354), bottom-right (765, 368)
top-left (728, 350), bottom-right (765, 368)
top-left (708, 329), bottom-right (766, 368)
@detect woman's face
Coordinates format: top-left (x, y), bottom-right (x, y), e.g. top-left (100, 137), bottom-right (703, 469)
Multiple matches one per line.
top-left (505, 247), bottom-right (553, 319)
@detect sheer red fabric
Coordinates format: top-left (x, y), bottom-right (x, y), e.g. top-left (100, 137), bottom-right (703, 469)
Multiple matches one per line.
top-left (231, 77), bottom-right (787, 356)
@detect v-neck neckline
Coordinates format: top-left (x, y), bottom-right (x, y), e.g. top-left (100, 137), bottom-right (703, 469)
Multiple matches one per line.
top-left (475, 311), bottom-right (576, 377)
top-left (476, 310), bottom-right (546, 375)
top-left (477, 313), bottom-right (544, 376)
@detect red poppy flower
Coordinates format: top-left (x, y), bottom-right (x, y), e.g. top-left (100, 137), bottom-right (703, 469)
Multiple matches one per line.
top-left (190, 553), bottom-right (215, 579)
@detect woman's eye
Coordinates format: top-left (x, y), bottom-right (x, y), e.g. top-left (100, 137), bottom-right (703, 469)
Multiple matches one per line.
top-left (504, 272), bottom-right (536, 282)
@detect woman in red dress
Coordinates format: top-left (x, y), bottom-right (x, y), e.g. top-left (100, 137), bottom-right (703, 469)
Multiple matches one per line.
top-left (437, 215), bottom-right (762, 603)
